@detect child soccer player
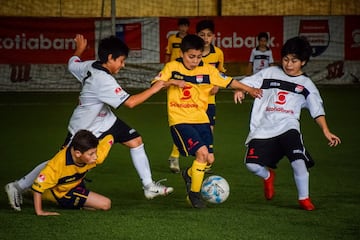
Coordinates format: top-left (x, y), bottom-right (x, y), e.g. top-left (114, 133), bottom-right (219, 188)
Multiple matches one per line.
top-left (5, 34), bottom-right (172, 211)
top-left (246, 32), bottom-right (274, 75)
top-left (167, 19), bottom-right (226, 174)
top-left (234, 36), bottom-right (341, 210)
top-left (32, 130), bottom-right (113, 216)
top-left (165, 18), bottom-right (190, 63)
top-left (153, 34), bottom-right (262, 208)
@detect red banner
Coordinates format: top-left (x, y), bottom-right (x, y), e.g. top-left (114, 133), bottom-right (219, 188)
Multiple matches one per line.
top-left (345, 16), bottom-right (360, 60)
top-left (160, 16), bottom-right (283, 63)
top-left (0, 17), bottom-right (95, 64)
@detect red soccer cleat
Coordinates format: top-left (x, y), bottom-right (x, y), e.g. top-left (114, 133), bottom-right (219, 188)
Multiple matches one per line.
top-left (298, 198), bottom-right (315, 211)
top-left (263, 169), bottom-right (275, 200)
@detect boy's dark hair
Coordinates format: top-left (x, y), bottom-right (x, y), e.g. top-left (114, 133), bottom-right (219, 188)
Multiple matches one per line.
top-left (257, 32), bottom-right (269, 41)
top-left (178, 18), bottom-right (190, 26)
top-left (281, 36), bottom-right (312, 64)
top-left (180, 34), bottom-right (205, 53)
top-left (70, 130), bottom-right (99, 153)
top-left (98, 36), bottom-right (129, 63)
top-left (196, 19), bottom-right (215, 33)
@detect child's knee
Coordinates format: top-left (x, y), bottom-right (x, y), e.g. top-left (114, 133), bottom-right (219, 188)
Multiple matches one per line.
top-left (100, 198), bottom-right (111, 211)
top-left (246, 162), bottom-right (262, 173)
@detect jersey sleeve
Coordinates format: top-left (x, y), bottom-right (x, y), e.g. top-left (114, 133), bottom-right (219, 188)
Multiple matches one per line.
top-left (209, 65), bottom-right (233, 88)
top-left (68, 57), bottom-right (95, 83)
top-left (96, 74), bottom-right (130, 109)
top-left (217, 48), bottom-right (226, 73)
top-left (152, 62), bottom-right (172, 83)
top-left (95, 135), bottom-right (114, 165)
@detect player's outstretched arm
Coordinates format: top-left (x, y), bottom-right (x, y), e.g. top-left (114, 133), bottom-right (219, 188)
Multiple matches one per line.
top-left (230, 80), bottom-right (262, 99)
top-left (315, 116), bottom-right (341, 147)
top-left (73, 34), bottom-right (88, 57)
top-left (33, 191), bottom-right (60, 216)
top-left (123, 80), bottom-right (166, 108)
top-left (233, 90), bottom-right (245, 104)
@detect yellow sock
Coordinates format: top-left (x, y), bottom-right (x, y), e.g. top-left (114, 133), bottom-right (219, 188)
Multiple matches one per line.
top-left (170, 144), bottom-right (180, 158)
top-left (189, 160), bottom-right (207, 192)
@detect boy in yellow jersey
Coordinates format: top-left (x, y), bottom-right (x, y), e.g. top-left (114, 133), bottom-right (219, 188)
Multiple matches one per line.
top-left (153, 34), bottom-right (262, 208)
top-left (167, 19), bottom-right (226, 174)
top-left (165, 18), bottom-right (190, 63)
top-left (31, 130), bottom-right (114, 216)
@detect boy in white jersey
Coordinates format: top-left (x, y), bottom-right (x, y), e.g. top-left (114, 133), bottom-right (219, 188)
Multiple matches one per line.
top-left (5, 34), bottom-right (173, 211)
top-left (234, 36), bottom-right (341, 210)
top-left (246, 32), bottom-right (274, 75)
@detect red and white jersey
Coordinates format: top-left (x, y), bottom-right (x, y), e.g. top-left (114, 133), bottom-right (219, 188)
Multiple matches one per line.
top-left (240, 66), bottom-right (325, 144)
top-left (249, 47), bottom-right (274, 74)
top-left (67, 56), bottom-right (130, 137)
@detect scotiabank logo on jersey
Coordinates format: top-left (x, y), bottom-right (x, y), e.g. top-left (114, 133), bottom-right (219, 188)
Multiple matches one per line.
top-left (160, 16), bottom-right (283, 62)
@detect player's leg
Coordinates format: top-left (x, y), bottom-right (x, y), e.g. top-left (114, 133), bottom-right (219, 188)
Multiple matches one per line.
top-left (245, 138), bottom-right (280, 200)
top-left (168, 144), bottom-right (180, 173)
top-left (283, 130), bottom-right (315, 210)
top-left (83, 191), bottom-right (111, 211)
top-left (205, 103), bottom-right (216, 173)
top-left (100, 118), bottom-right (173, 199)
top-left (5, 161), bottom-right (48, 211)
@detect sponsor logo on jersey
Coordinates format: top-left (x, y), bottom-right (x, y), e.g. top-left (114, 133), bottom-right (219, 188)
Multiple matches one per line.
top-left (295, 85), bottom-right (304, 93)
top-left (180, 85), bottom-right (192, 100)
top-left (115, 87), bottom-right (122, 95)
top-left (196, 75), bottom-right (203, 83)
top-left (275, 91), bottom-right (288, 105)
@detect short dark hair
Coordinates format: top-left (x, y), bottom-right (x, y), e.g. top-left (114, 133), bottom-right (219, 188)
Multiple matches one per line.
top-left (196, 19), bottom-right (215, 33)
top-left (98, 36), bottom-right (129, 63)
top-left (178, 18), bottom-right (190, 26)
top-left (257, 32), bottom-right (269, 41)
top-left (180, 34), bottom-right (205, 53)
top-left (281, 36), bottom-right (312, 64)
top-left (70, 130), bottom-right (99, 153)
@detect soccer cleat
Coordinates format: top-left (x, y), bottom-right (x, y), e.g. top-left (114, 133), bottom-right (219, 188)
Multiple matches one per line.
top-left (181, 168), bottom-right (192, 194)
top-left (169, 156), bottom-right (180, 173)
top-left (299, 198), bottom-right (315, 211)
top-left (186, 191), bottom-right (206, 209)
top-left (143, 179), bottom-right (174, 199)
top-left (264, 169), bottom-right (275, 200)
top-left (5, 182), bottom-right (23, 211)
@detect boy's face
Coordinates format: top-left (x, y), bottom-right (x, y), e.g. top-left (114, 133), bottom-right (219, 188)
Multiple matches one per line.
top-left (76, 148), bottom-right (98, 165)
top-left (282, 54), bottom-right (306, 76)
top-left (181, 49), bottom-right (203, 70)
top-left (197, 29), bottom-right (214, 47)
top-left (178, 24), bottom-right (189, 35)
top-left (105, 55), bottom-right (126, 74)
top-left (258, 37), bottom-right (268, 48)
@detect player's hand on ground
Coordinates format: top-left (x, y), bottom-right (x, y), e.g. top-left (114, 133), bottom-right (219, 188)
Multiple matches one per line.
top-left (74, 34), bottom-right (88, 57)
top-left (233, 90), bottom-right (245, 104)
top-left (36, 210), bottom-right (60, 216)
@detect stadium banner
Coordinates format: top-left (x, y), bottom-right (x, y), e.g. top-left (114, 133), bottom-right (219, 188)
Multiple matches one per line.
top-left (284, 16), bottom-right (359, 84)
top-left (0, 17), bottom-right (95, 64)
top-left (159, 16), bottom-right (283, 63)
top-left (345, 15), bottom-right (360, 61)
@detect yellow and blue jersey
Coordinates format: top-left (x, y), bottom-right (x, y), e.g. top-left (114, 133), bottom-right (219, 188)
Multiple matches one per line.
top-left (202, 44), bottom-right (226, 105)
top-left (153, 59), bottom-right (233, 126)
top-left (166, 33), bottom-right (183, 62)
top-left (32, 135), bottom-right (113, 199)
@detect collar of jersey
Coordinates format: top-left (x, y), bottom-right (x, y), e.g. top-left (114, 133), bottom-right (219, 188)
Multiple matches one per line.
top-left (92, 61), bottom-right (111, 74)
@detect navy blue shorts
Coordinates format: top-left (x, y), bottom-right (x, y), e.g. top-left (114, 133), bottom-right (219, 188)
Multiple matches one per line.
top-left (245, 129), bottom-right (314, 169)
top-left (206, 104), bottom-right (216, 126)
top-left (55, 181), bottom-right (90, 209)
top-left (170, 123), bottom-right (213, 157)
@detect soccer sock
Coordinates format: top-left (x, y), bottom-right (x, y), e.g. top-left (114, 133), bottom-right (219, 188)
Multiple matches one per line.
top-left (246, 163), bottom-right (269, 179)
top-left (17, 161), bottom-right (48, 191)
top-left (130, 144), bottom-right (153, 187)
top-left (291, 159), bottom-right (309, 200)
top-left (189, 160), bottom-right (207, 192)
top-left (170, 144), bottom-right (180, 158)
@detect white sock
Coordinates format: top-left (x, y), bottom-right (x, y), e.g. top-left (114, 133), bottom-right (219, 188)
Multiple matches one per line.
top-left (291, 159), bottom-right (309, 200)
top-left (246, 163), bottom-right (269, 179)
top-left (17, 161), bottom-right (48, 191)
top-left (130, 144), bottom-right (153, 187)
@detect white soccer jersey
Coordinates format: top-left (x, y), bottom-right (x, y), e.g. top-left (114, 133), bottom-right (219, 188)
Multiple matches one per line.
top-left (249, 47), bottom-right (274, 74)
top-left (67, 56), bottom-right (130, 137)
top-left (240, 66), bottom-right (325, 144)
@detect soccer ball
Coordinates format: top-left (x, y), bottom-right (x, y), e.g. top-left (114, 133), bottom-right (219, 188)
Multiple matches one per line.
top-left (201, 175), bottom-right (230, 204)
